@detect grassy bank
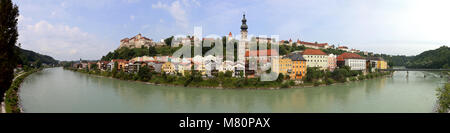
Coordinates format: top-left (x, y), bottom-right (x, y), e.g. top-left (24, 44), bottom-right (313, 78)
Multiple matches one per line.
top-left (436, 83), bottom-right (450, 113)
top-left (4, 68), bottom-right (41, 113)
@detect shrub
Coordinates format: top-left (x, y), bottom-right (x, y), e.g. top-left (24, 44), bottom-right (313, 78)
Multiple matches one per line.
top-left (281, 83), bottom-right (290, 88)
top-left (437, 83), bottom-right (450, 113)
top-left (325, 78), bottom-right (335, 85)
top-left (313, 81), bottom-right (322, 86)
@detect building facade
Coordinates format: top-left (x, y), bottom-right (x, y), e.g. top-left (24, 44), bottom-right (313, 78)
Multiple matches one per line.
top-left (302, 49), bottom-right (328, 70)
top-left (327, 54), bottom-right (337, 71)
top-left (287, 53), bottom-right (307, 80)
top-left (337, 52), bottom-right (366, 71)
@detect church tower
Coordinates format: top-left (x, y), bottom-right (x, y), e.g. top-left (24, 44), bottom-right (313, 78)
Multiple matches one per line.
top-left (237, 13), bottom-right (248, 75)
top-left (240, 14), bottom-right (248, 50)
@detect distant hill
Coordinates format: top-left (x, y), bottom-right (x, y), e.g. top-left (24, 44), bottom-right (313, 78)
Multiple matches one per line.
top-left (15, 46), bottom-right (59, 65)
top-left (405, 46), bottom-right (450, 69)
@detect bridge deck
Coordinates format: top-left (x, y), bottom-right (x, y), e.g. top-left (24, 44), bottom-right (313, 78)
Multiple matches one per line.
top-left (380, 69), bottom-right (450, 71)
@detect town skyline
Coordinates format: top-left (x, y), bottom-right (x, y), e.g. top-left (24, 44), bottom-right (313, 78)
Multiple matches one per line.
top-left (14, 0), bottom-right (450, 61)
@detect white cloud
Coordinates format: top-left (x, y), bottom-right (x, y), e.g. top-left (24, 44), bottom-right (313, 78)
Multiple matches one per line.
top-left (152, 0), bottom-right (194, 29)
top-left (123, 0), bottom-right (140, 4)
top-left (18, 20), bottom-right (112, 60)
top-left (130, 15), bottom-right (135, 21)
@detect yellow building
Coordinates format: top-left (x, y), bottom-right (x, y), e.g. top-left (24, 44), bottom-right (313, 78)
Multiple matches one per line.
top-left (378, 60), bottom-right (388, 69)
top-left (277, 57), bottom-right (292, 78)
top-left (161, 62), bottom-right (175, 74)
top-left (288, 53), bottom-right (307, 80)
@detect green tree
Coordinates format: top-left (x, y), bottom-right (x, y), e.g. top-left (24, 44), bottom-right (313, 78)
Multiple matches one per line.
top-left (112, 61), bottom-right (118, 77)
top-left (90, 63), bottom-right (98, 70)
top-left (164, 36), bottom-right (174, 46)
top-left (276, 73), bottom-right (284, 83)
top-left (149, 46), bottom-right (157, 56)
top-left (35, 59), bottom-right (42, 68)
top-left (0, 0), bottom-right (19, 103)
top-left (137, 66), bottom-right (152, 81)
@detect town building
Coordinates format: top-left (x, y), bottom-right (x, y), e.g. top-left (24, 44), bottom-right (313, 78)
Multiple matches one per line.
top-left (327, 54), bottom-right (337, 71)
top-left (276, 57), bottom-right (292, 78)
top-left (366, 56), bottom-right (388, 72)
top-left (338, 46), bottom-right (349, 51)
top-left (287, 53), bottom-right (307, 80)
top-left (96, 61), bottom-right (110, 71)
top-left (337, 52), bottom-right (366, 71)
top-left (302, 49), bottom-right (329, 70)
top-left (161, 62), bottom-right (175, 74)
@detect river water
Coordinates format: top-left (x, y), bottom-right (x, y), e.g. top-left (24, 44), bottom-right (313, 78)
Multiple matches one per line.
top-left (18, 67), bottom-right (447, 113)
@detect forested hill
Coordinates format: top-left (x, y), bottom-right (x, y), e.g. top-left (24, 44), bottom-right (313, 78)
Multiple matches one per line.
top-left (405, 45), bottom-right (450, 69)
top-left (15, 46), bottom-right (59, 65)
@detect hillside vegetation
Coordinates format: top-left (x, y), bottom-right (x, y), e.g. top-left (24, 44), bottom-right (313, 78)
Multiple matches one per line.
top-left (406, 46), bottom-right (450, 69)
top-left (15, 46), bottom-right (59, 66)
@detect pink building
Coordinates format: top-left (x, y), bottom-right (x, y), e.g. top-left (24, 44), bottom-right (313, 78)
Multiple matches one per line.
top-left (328, 54), bottom-right (337, 71)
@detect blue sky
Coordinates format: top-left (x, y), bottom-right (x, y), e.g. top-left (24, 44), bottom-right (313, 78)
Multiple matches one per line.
top-left (14, 0), bottom-right (450, 60)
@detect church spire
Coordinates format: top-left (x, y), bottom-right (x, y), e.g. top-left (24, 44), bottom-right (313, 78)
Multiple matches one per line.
top-left (240, 14), bottom-right (248, 32)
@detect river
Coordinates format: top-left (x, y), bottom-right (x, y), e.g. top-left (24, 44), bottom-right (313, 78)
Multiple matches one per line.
top-left (18, 67), bottom-right (447, 113)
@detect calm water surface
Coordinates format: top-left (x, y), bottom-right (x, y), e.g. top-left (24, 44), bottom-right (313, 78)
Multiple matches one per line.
top-left (19, 67), bottom-right (446, 113)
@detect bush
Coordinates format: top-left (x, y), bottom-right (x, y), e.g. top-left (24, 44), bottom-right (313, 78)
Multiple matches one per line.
top-left (325, 78), bottom-right (335, 85)
top-left (437, 83), bottom-right (450, 113)
top-left (358, 75), bottom-right (365, 80)
top-left (350, 77), bottom-right (357, 81)
top-left (281, 83), bottom-right (290, 88)
top-left (313, 81), bottom-right (322, 86)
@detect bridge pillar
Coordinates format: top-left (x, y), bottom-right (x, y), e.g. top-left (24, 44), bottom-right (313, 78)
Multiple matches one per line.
top-left (406, 71), bottom-right (409, 77)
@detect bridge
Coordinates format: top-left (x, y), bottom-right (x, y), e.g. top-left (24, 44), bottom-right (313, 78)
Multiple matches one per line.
top-left (380, 69), bottom-right (450, 71)
top-left (380, 68), bottom-right (449, 78)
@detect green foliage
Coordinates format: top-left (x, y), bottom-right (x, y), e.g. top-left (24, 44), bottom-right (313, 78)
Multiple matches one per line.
top-left (112, 62), bottom-right (118, 77)
top-left (406, 46), bottom-right (450, 69)
top-left (137, 66), bottom-right (152, 81)
top-left (349, 77), bottom-right (357, 81)
top-left (164, 36), bottom-right (174, 46)
top-left (0, 0), bottom-right (20, 103)
top-left (277, 44), bottom-right (306, 55)
top-left (90, 63), bottom-right (98, 70)
top-left (325, 78), bottom-right (335, 85)
top-left (5, 68), bottom-right (40, 113)
top-left (305, 67), bottom-right (324, 82)
top-left (437, 83), bottom-right (450, 113)
top-left (277, 73), bottom-right (284, 83)
top-left (15, 46), bottom-right (58, 66)
top-left (321, 48), bottom-right (346, 55)
top-left (101, 46), bottom-right (182, 61)
top-left (148, 46), bottom-right (157, 56)
top-left (313, 81), bottom-right (322, 86)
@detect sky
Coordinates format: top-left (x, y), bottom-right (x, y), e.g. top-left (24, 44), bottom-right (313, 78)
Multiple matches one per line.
top-left (13, 0), bottom-right (450, 61)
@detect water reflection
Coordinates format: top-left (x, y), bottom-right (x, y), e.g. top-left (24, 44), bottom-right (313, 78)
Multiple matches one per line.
top-left (18, 67), bottom-right (444, 113)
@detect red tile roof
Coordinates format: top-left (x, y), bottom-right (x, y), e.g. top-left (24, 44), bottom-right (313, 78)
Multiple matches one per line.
top-left (303, 49), bottom-right (327, 55)
top-left (297, 40), bottom-right (328, 47)
top-left (111, 59), bottom-right (127, 63)
top-left (245, 49), bottom-right (279, 57)
top-left (337, 52), bottom-right (364, 61)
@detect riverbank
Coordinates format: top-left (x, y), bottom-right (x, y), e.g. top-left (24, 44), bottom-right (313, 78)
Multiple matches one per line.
top-left (4, 68), bottom-right (41, 113)
top-left (64, 67), bottom-right (393, 90)
top-left (435, 75), bottom-right (449, 113)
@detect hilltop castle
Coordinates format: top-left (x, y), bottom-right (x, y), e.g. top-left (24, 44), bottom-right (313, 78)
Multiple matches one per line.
top-left (119, 34), bottom-right (164, 49)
